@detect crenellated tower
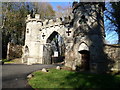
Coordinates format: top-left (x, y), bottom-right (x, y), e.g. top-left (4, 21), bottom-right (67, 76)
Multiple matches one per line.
top-left (23, 13), bottom-right (74, 65)
top-left (65, 2), bottom-right (106, 73)
top-left (23, 2), bottom-right (107, 73)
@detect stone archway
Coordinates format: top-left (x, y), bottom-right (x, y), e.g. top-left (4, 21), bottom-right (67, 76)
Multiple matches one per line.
top-left (43, 31), bottom-right (65, 64)
top-left (78, 43), bottom-right (90, 71)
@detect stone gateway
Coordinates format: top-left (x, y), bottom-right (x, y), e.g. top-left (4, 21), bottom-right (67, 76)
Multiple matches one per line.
top-left (22, 2), bottom-right (120, 73)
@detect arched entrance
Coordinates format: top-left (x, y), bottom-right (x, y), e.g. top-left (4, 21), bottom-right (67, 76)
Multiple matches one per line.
top-left (78, 43), bottom-right (90, 71)
top-left (46, 31), bottom-right (65, 64)
top-left (23, 45), bottom-right (29, 63)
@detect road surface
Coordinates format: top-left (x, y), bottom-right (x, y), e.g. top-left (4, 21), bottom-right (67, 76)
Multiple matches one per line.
top-left (2, 64), bottom-right (60, 89)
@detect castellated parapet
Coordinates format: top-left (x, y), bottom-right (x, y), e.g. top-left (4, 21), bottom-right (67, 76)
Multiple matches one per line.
top-left (26, 14), bottom-right (73, 29)
top-left (23, 13), bottom-right (74, 65)
top-left (22, 2), bottom-right (120, 73)
top-left (23, 2), bottom-right (106, 72)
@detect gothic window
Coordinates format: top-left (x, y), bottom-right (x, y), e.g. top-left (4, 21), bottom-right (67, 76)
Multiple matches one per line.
top-left (27, 28), bottom-right (29, 33)
top-left (79, 15), bottom-right (88, 24)
top-left (25, 45), bottom-right (29, 56)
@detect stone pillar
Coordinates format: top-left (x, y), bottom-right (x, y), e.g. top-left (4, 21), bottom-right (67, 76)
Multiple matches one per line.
top-left (6, 42), bottom-right (10, 60)
top-left (38, 44), bottom-right (44, 64)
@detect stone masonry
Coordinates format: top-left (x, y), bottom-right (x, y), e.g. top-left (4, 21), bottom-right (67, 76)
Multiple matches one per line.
top-left (104, 44), bottom-right (120, 71)
top-left (22, 2), bottom-right (120, 73)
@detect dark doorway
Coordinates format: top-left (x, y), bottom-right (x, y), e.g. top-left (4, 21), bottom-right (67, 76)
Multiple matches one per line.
top-left (78, 50), bottom-right (90, 71)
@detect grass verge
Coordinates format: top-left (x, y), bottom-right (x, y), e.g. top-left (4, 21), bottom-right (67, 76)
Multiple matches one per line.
top-left (28, 69), bottom-right (120, 88)
top-left (2, 59), bottom-right (14, 64)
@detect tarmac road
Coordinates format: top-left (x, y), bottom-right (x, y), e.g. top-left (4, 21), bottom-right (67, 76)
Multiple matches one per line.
top-left (2, 64), bottom-right (60, 89)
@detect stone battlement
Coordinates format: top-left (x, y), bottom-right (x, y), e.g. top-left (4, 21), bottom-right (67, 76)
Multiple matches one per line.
top-left (26, 14), bottom-right (73, 29)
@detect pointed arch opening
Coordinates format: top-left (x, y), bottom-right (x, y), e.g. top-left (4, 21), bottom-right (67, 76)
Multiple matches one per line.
top-left (25, 45), bottom-right (29, 53)
top-left (78, 42), bottom-right (90, 71)
top-left (45, 31), bottom-right (65, 64)
top-left (23, 45), bottom-right (29, 63)
top-left (78, 42), bottom-right (89, 53)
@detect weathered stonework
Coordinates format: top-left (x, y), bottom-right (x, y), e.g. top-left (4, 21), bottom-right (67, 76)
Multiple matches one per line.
top-left (23, 13), bottom-right (72, 65)
top-left (64, 2), bottom-right (107, 73)
top-left (22, 2), bottom-right (120, 73)
top-left (104, 44), bottom-right (120, 71)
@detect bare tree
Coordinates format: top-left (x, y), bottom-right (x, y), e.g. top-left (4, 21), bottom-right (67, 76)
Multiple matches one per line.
top-left (105, 2), bottom-right (120, 44)
top-left (55, 3), bottom-right (72, 18)
top-left (32, 2), bottom-right (55, 19)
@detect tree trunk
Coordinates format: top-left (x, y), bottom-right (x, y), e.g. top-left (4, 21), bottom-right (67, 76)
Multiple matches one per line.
top-left (117, 23), bottom-right (120, 44)
top-left (118, 28), bottom-right (120, 44)
top-left (118, 34), bottom-right (120, 44)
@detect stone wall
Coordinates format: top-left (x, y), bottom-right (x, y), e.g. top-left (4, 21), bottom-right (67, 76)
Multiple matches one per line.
top-left (104, 44), bottom-right (120, 71)
top-left (65, 2), bottom-right (106, 73)
top-left (43, 44), bottom-right (52, 64)
top-left (7, 42), bottom-right (23, 60)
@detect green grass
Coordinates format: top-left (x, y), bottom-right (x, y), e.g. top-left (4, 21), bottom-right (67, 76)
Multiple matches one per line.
top-left (2, 59), bottom-right (8, 62)
top-left (5, 61), bottom-right (14, 64)
top-left (28, 69), bottom-right (120, 89)
top-left (1, 59), bottom-right (14, 64)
